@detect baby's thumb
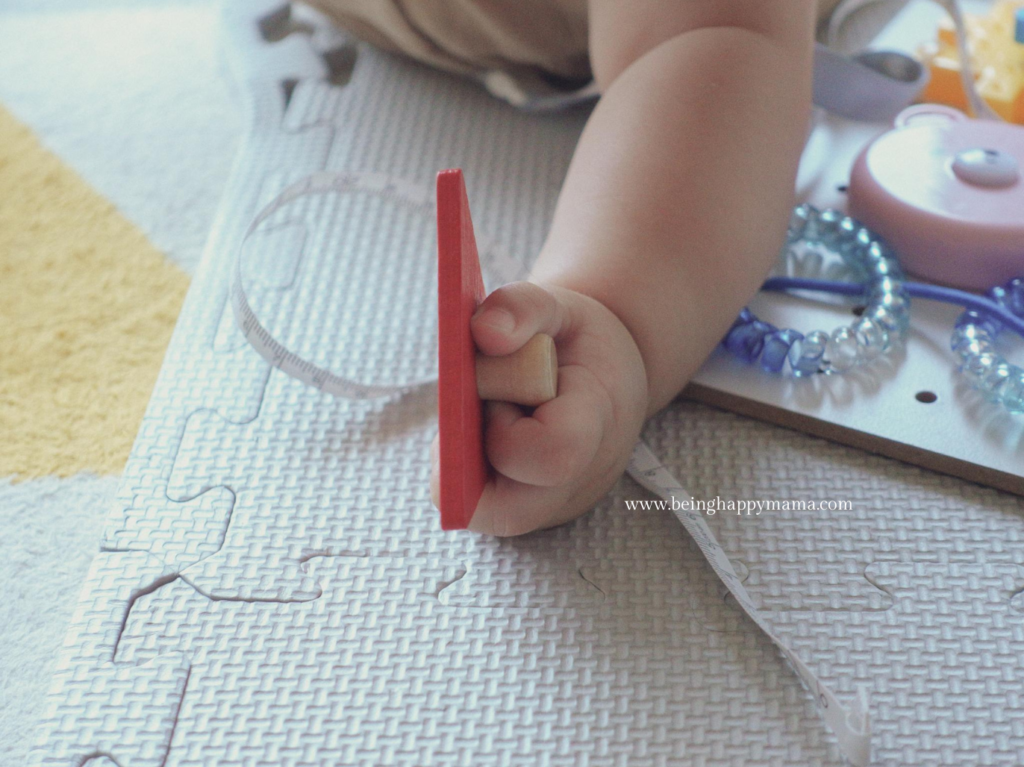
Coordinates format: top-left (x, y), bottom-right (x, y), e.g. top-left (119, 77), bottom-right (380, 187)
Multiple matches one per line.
top-left (470, 281), bottom-right (565, 356)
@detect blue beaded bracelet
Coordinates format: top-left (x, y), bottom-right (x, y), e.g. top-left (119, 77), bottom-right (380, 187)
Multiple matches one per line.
top-left (722, 204), bottom-right (910, 377)
top-left (722, 204), bottom-right (1024, 413)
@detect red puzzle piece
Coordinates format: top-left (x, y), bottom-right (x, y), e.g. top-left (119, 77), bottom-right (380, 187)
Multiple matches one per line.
top-left (437, 169), bottom-right (487, 530)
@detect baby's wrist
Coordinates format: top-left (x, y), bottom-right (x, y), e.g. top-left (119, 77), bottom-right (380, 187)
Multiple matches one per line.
top-left (530, 273), bottom-right (697, 418)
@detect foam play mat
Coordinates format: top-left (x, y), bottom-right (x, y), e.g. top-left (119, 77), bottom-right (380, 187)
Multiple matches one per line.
top-left (28, 2), bottom-right (1024, 766)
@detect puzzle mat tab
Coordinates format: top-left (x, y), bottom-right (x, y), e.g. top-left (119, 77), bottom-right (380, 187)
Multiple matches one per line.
top-left (31, 2), bottom-right (1024, 765)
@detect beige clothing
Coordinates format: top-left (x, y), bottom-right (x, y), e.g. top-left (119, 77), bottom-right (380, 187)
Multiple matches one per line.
top-left (306, 0), bottom-right (845, 93)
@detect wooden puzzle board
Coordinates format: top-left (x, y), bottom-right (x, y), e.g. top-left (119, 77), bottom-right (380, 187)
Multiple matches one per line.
top-left (689, 0), bottom-right (1024, 497)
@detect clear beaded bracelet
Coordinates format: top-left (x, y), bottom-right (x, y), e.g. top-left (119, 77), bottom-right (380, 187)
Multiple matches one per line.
top-left (950, 279), bottom-right (1024, 413)
top-left (722, 204), bottom-right (1024, 413)
top-left (722, 205), bottom-right (910, 377)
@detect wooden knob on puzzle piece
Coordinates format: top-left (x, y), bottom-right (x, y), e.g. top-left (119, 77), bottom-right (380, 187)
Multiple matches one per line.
top-left (436, 168), bottom-right (560, 530)
top-left (476, 333), bottom-right (558, 407)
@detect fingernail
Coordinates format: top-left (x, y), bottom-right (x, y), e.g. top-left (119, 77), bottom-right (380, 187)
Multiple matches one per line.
top-left (476, 308), bottom-right (515, 335)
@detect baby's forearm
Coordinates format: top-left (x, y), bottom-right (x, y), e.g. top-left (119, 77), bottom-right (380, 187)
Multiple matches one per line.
top-left (530, 23), bottom-right (814, 416)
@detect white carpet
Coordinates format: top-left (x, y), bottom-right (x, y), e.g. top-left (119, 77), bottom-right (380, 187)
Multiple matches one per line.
top-left (0, 476), bottom-right (115, 761)
top-left (0, 3), bottom-right (238, 762)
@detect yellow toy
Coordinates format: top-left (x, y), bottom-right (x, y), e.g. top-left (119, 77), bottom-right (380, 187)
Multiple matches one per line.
top-left (917, 0), bottom-right (1024, 123)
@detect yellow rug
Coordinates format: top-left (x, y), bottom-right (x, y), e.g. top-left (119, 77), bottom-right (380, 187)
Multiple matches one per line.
top-left (0, 105), bottom-right (189, 480)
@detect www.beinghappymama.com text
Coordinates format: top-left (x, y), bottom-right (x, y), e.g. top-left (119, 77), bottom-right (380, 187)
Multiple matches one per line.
top-left (623, 497), bottom-right (852, 515)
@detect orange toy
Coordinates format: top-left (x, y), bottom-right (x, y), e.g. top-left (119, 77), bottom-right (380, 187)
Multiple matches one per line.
top-left (917, 0), bottom-right (1024, 123)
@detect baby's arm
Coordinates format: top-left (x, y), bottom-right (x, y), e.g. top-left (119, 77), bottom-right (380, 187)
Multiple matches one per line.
top-left (532, 0), bottom-right (817, 415)
top-left (433, 1), bottom-right (818, 535)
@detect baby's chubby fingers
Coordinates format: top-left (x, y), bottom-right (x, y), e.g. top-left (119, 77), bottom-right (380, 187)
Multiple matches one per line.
top-left (470, 281), bottom-right (569, 356)
top-left (485, 365), bottom-right (608, 487)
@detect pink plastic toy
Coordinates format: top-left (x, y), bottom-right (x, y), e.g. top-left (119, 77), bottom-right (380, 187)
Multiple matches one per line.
top-left (848, 104), bottom-right (1024, 292)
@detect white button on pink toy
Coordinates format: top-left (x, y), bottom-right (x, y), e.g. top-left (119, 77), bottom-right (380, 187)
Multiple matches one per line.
top-left (951, 148), bottom-right (1019, 189)
top-left (848, 104), bottom-right (1024, 292)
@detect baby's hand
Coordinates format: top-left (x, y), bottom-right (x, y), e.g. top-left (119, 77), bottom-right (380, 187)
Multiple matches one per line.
top-left (430, 281), bottom-right (648, 536)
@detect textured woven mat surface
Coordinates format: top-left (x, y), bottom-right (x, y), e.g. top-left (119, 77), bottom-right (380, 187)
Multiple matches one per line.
top-left (24, 2), bottom-right (1024, 766)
